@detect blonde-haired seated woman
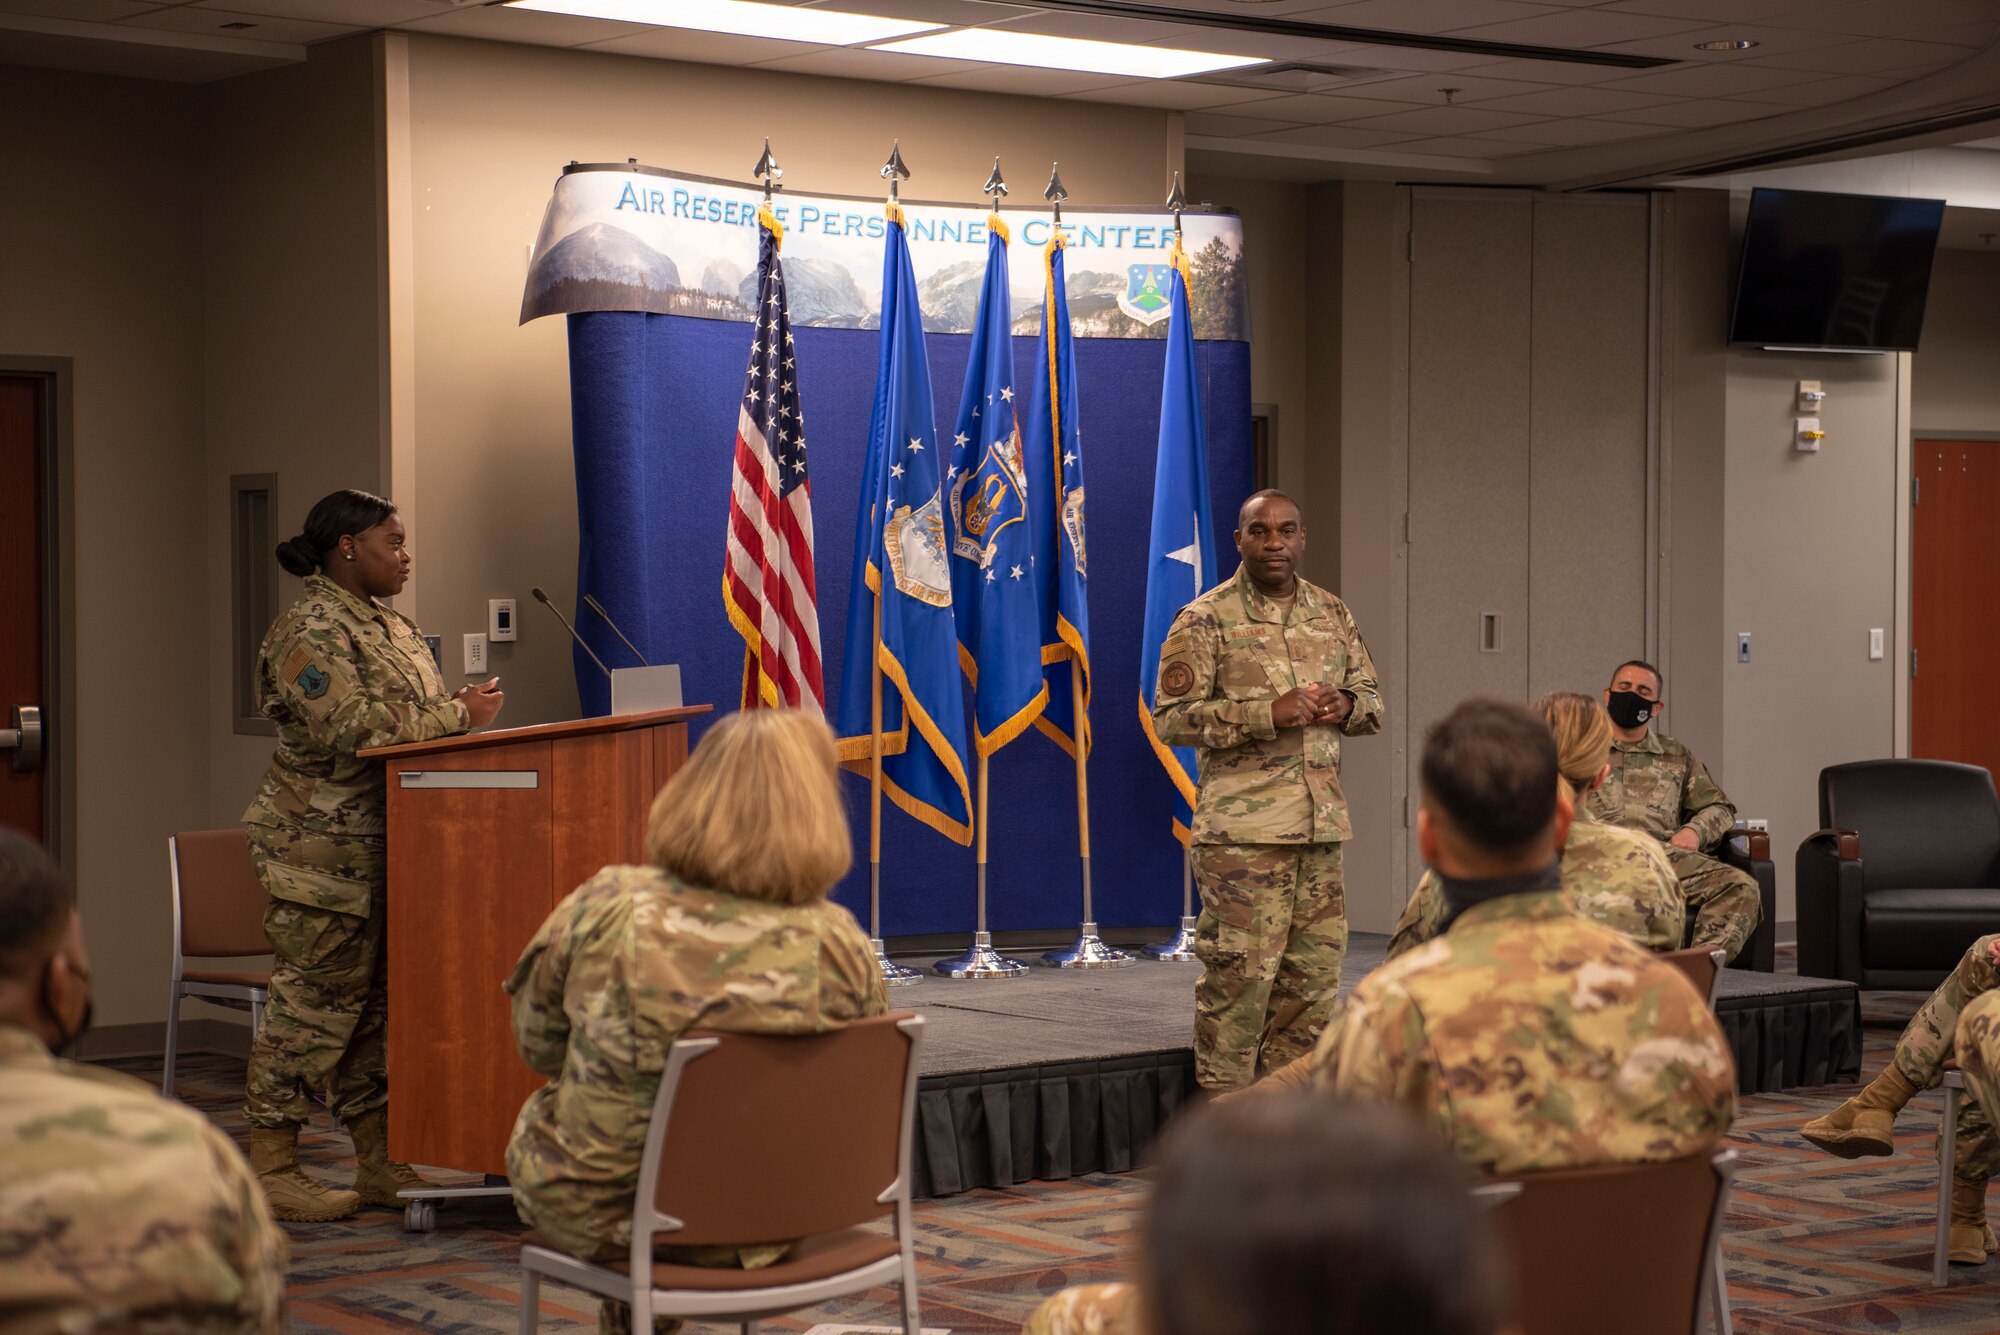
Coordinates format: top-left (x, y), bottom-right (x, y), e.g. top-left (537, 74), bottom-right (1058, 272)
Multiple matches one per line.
top-left (1386, 692), bottom-right (1684, 959)
top-left (504, 709), bottom-right (888, 1334)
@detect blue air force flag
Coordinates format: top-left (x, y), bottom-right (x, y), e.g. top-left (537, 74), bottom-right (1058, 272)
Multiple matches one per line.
top-left (1138, 242), bottom-right (1221, 844)
top-left (833, 206), bottom-right (973, 844)
top-left (946, 217), bottom-right (1047, 754)
top-left (1023, 230), bottom-right (1091, 756)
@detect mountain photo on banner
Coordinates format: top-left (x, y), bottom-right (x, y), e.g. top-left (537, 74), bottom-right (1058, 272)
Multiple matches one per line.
top-left (1022, 230), bottom-right (1091, 757)
top-left (831, 204), bottom-right (973, 845)
top-left (946, 216), bottom-right (1047, 755)
top-left (1137, 240), bottom-right (1220, 845)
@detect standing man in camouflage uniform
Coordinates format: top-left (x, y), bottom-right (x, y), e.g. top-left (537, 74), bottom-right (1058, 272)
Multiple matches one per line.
top-left (1311, 700), bottom-right (1735, 1172)
top-left (242, 489), bottom-right (504, 1221)
top-left (1152, 489), bottom-right (1381, 1092)
top-left (0, 829), bottom-right (286, 1332)
top-left (1586, 659), bottom-right (1762, 963)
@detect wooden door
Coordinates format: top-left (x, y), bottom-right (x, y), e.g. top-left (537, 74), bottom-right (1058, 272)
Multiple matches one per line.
top-left (0, 377), bottom-right (44, 840)
top-left (1912, 440), bottom-right (2000, 776)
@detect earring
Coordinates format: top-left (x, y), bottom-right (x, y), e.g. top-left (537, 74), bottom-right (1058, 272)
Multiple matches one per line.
top-left (345, 553), bottom-right (355, 561)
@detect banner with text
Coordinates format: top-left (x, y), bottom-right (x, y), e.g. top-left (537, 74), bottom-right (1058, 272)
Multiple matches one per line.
top-left (520, 164), bottom-right (1247, 341)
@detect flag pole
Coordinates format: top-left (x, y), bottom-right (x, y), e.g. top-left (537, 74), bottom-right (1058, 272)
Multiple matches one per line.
top-left (870, 582), bottom-right (921, 986)
top-left (1143, 173), bottom-right (1201, 964)
top-left (933, 156), bottom-right (1030, 982)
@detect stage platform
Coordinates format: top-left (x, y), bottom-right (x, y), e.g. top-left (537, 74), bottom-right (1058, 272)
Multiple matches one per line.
top-left (897, 931), bottom-right (1862, 1197)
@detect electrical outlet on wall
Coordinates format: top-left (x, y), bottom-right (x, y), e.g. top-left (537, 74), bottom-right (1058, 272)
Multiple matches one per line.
top-left (1745, 818), bottom-right (1769, 833)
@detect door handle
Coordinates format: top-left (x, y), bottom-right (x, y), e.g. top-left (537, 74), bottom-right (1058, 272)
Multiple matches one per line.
top-left (0, 706), bottom-right (42, 774)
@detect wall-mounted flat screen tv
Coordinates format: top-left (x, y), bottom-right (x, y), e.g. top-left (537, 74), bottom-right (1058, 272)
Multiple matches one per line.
top-left (1729, 187), bottom-right (1946, 352)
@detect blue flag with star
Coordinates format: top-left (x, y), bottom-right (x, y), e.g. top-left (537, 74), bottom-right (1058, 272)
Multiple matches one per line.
top-left (1138, 242), bottom-right (1219, 844)
top-left (1023, 230), bottom-right (1091, 756)
top-left (946, 217), bottom-right (1047, 754)
top-left (833, 206), bottom-right (973, 844)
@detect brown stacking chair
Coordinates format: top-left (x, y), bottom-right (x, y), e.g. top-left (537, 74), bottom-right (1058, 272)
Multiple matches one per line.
top-left (1662, 945), bottom-right (1727, 1006)
top-left (164, 831), bottom-right (272, 1097)
top-left (1474, 1149), bottom-right (1736, 1335)
top-left (518, 1012), bottom-right (925, 1335)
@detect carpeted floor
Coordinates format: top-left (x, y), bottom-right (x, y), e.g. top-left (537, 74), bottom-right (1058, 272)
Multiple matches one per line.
top-left (128, 986), bottom-right (2000, 1334)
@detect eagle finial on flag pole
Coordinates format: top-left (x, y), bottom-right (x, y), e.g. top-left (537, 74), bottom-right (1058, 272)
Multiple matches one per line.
top-left (753, 137), bottom-right (782, 203)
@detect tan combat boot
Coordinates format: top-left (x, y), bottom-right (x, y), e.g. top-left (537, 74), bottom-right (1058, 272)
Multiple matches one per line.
top-left (1949, 1175), bottom-right (1996, 1265)
top-left (1800, 1066), bottom-right (1919, 1158)
top-left (347, 1108), bottom-right (439, 1208)
top-left (249, 1125), bottom-right (361, 1222)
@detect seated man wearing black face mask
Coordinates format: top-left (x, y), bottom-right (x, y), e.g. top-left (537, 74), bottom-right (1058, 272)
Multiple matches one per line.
top-left (0, 829), bottom-right (287, 1332)
top-left (1586, 659), bottom-right (1762, 964)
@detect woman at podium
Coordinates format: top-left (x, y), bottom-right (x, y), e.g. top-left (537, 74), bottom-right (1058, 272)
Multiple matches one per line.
top-left (239, 488), bottom-right (504, 1222)
top-left (502, 708), bottom-right (887, 1318)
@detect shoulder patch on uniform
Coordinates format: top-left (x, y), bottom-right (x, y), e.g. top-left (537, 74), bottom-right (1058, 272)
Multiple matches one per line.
top-left (1162, 661), bottom-right (1195, 697)
top-left (283, 645), bottom-right (331, 700)
top-left (297, 664), bottom-right (330, 700)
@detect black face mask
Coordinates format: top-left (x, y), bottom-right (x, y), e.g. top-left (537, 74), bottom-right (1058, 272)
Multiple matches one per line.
top-left (1436, 862), bottom-right (1564, 932)
top-left (1605, 691), bottom-right (1657, 730)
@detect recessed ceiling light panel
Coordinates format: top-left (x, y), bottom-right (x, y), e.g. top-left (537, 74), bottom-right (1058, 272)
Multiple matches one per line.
top-left (1694, 38), bottom-right (1758, 50)
top-left (873, 28), bottom-right (1267, 79)
top-left (507, 0), bottom-right (945, 46)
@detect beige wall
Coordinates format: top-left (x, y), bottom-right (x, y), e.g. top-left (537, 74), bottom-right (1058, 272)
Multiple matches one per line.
top-left (1914, 247), bottom-right (2000, 437)
top-left (396, 33), bottom-right (1178, 731)
top-left (0, 67), bottom-right (210, 1027)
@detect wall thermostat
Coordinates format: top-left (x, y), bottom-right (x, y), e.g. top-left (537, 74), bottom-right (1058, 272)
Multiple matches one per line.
top-left (490, 598), bottom-right (517, 642)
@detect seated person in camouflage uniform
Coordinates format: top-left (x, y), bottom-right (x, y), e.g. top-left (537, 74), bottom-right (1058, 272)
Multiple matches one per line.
top-left (1020, 1093), bottom-right (1507, 1335)
top-left (1803, 935), bottom-right (2000, 1263)
top-left (1586, 660), bottom-right (1762, 963)
top-left (1955, 989), bottom-right (2000, 1265)
top-left (0, 829), bottom-right (286, 1333)
top-left (1310, 699), bottom-right (1736, 1173)
top-left (1387, 691), bottom-right (1683, 958)
top-left (505, 709), bottom-right (890, 1334)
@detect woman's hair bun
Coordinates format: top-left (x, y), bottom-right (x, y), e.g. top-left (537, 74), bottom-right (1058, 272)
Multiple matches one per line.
top-left (275, 534), bottom-right (321, 577)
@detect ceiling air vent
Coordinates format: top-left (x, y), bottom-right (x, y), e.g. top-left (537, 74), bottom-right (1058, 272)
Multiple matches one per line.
top-left (1182, 62), bottom-right (1398, 93)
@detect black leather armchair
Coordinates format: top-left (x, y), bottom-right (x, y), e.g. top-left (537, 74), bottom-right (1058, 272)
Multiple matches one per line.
top-left (1717, 830), bottom-right (1777, 972)
top-left (1797, 759), bottom-right (2000, 989)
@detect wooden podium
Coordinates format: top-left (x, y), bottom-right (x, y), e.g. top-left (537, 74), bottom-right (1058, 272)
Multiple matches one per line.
top-left (362, 704), bottom-right (710, 1176)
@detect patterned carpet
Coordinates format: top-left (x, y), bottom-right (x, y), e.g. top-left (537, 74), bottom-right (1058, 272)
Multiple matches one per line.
top-left (129, 984), bottom-right (2000, 1334)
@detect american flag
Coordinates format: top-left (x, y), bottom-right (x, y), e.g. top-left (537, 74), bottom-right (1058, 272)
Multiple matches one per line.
top-left (724, 214), bottom-right (824, 713)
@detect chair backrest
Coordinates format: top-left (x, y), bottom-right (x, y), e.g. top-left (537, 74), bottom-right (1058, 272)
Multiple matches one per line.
top-left (1821, 760), bottom-right (2000, 889)
top-left (1473, 1150), bottom-right (1734, 1335)
top-left (169, 831), bottom-right (273, 959)
top-left (1660, 946), bottom-right (1725, 1006)
top-left (636, 1012), bottom-right (923, 1249)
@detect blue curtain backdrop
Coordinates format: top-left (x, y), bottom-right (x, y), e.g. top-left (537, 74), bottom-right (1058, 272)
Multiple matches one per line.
top-left (566, 310), bottom-right (1253, 935)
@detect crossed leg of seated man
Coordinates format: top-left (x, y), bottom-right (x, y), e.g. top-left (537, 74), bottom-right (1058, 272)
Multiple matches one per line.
top-left (1803, 934), bottom-right (2000, 1263)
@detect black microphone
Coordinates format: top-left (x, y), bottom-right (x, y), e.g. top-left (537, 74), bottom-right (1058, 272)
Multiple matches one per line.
top-left (582, 594), bottom-right (651, 667)
top-left (530, 586), bottom-right (611, 679)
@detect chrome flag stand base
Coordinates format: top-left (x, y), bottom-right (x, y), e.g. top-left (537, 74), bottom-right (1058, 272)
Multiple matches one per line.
top-left (1142, 916), bottom-right (1200, 962)
top-left (935, 930), bottom-right (1029, 979)
top-left (872, 938), bottom-right (924, 987)
top-left (1044, 922), bottom-right (1136, 968)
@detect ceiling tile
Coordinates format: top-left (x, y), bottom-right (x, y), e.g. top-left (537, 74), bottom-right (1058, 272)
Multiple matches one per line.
top-left (1600, 0), bottom-right (1821, 18)
top-left (392, 6), bottom-right (654, 47)
top-left (1474, 117), bottom-right (1664, 144)
top-left (1202, 91), bottom-right (1431, 122)
top-left (1760, 0), bottom-right (1999, 37)
top-left (1742, 37), bottom-right (1974, 74)
top-left (1333, 71), bottom-right (1563, 104)
top-left (114, 5), bottom-right (358, 42)
top-left (1327, 45), bottom-right (1509, 73)
top-left (1118, 0), bottom-right (1338, 17)
top-left (1294, 0), bottom-right (1566, 37)
top-left (1060, 79), bottom-right (1301, 110)
top-left (577, 26), bottom-right (827, 64)
top-left (1584, 22), bottom-right (1862, 61)
top-left (1186, 110), bottom-right (1312, 136)
top-left (745, 45), bottom-right (967, 79)
top-left (906, 63), bottom-right (1149, 95)
top-left (1445, 10), bottom-right (1707, 44)
top-left (1471, 84), bottom-right (1679, 115)
top-left (1340, 103), bottom-right (1551, 133)
top-left (1597, 59), bottom-right (1827, 96)
top-left (815, 0), bottom-right (1033, 21)
top-left (1597, 96), bottom-right (1789, 128)
top-left (1385, 135), bottom-right (1542, 158)
top-left (189, 0), bottom-right (441, 24)
top-left (1722, 72), bottom-right (1902, 106)
top-left (1445, 56), bottom-right (1640, 84)
top-left (0, 0), bottom-right (163, 19)
top-left (1247, 122), bottom-right (1432, 149)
